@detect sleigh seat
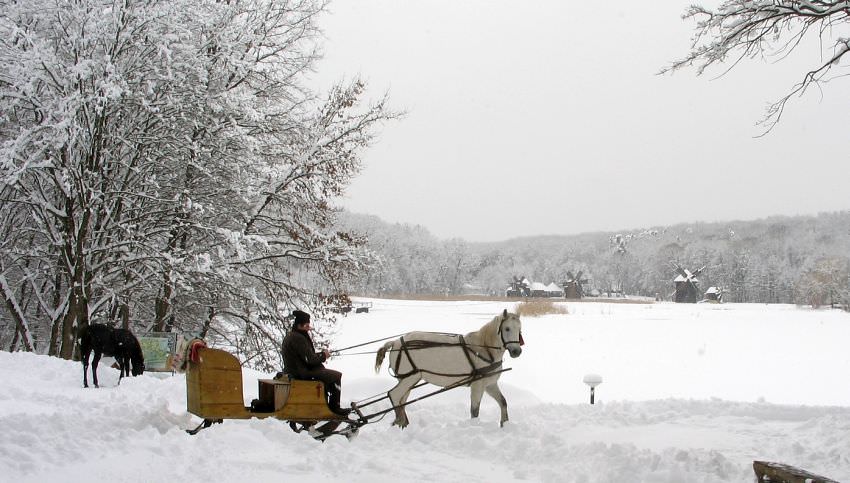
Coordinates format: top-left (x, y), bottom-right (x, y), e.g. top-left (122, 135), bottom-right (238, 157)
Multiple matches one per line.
top-left (185, 347), bottom-right (338, 421)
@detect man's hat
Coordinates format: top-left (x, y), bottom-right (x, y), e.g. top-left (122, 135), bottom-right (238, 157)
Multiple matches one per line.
top-left (292, 310), bottom-right (311, 327)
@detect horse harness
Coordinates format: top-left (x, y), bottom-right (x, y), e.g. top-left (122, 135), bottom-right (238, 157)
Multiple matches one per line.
top-left (391, 318), bottom-right (523, 380)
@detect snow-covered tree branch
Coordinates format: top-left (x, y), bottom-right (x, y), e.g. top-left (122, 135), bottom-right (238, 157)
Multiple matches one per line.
top-left (663, 0), bottom-right (850, 131)
top-left (0, 0), bottom-right (396, 365)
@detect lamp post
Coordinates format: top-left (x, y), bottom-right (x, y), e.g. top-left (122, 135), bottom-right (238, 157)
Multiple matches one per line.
top-left (582, 374), bottom-right (603, 404)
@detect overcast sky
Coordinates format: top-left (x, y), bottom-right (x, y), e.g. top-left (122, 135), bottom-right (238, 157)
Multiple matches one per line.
top-left (312, 1), bottom-right (850, 242)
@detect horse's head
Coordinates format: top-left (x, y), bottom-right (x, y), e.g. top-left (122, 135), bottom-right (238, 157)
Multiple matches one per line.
top-left (498, 309), bottom-right (523, 358)
top-left (132, 360), bottom-right (145, 376)
top-left (131, 347), bottom-right (145, 376)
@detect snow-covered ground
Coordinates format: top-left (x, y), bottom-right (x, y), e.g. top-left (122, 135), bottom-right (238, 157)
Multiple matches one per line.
top-left (1, 300), bottom-right (849, 482)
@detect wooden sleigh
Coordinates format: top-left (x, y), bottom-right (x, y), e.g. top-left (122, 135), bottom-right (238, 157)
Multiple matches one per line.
top-left (185, 346), bottom-right (357, 439)
top-left (184, 343), bottom-right (512, 440)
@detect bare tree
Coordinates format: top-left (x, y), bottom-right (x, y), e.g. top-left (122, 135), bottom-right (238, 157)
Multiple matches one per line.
top-left (663, 1), bottom-right (850, 131)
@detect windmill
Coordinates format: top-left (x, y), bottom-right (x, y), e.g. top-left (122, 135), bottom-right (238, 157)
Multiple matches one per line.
top-left (563, 271), bottom-right (589, 299)
top-left (672, 264), bottom-right (705, 303)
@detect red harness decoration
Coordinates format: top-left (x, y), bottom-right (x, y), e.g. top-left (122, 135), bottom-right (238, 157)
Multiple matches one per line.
top-left (189, 340), bottom-right (207, 363)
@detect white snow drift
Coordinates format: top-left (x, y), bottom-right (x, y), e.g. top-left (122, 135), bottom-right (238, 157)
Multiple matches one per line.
top-left (1, 299), bottom-right (849, 482)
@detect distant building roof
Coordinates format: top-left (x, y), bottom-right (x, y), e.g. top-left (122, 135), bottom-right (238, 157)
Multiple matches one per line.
top-left (674, 270), bottom-right (698, 282)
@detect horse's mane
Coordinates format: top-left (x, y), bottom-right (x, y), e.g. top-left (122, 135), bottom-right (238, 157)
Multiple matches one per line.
top-left (478, 314), bottom-right (502, 345)
top-left (470, 311), bottom-right (513, 348)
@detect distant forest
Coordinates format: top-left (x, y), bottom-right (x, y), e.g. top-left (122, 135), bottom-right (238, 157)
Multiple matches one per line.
top-left (339, 211), bottom-right (850, 307)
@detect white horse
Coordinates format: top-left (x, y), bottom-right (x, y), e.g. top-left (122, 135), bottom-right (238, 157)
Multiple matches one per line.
top-left (374, 309), bottom-right (523, 428)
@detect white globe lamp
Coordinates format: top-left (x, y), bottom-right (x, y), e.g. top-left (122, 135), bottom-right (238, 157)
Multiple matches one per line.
top-left (583, 374), bottom-right (603, 404)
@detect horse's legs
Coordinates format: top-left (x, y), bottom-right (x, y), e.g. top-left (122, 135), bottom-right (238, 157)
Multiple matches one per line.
top-left (469, 380), bottom-right (486, 419)
top-left (116, 355), bottom-right (129, 385)
top-left (92, 352), bottom-right (102, 388)
top-left (116, 357), bottom-right (124, 386)
top-left (82, 350), bottom-right (91, 388)
top-left (484, 383), bottom-right (509, 427)
top-left (387, 375), bottom-right (420, 428)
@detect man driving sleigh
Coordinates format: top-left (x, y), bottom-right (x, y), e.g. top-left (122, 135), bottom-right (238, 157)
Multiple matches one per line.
top-left (280, 310), bottom-right (350, 417)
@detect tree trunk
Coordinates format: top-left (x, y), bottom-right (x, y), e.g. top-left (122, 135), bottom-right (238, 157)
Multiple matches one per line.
top-left (153, 272), bottom-right (173, 332)
top-left (0, 274), bottom-right (34, 352)
top-left (48, 269), bottom-right (63, 356)
top-left (48, 318), bottom-right (61, 356)
top-left (59, 301), bottom-right (77, 359)
top-left (119, 303), bottom-right (130, 330)
top-left (9, 326), bottom-right (20, 351)
top-left (60, 280), bottom-right (90, 359)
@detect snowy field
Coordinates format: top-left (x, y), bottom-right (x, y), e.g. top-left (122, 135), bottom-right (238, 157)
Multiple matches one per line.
top-left (1, 299), bottom-right (849, 482)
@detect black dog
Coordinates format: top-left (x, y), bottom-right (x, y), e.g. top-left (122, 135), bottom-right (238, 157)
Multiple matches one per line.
top-left (79, 324), bottom-right (145, 388)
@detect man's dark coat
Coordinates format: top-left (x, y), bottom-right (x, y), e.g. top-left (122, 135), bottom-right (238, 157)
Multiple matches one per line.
top-left (282, 328), bottom-right (327, 378)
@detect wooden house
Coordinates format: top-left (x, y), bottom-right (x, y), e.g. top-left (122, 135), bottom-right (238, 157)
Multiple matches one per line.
top-left (703, 286), bottom-right (722, 302)
top-left (506, 276), bottom-right (531, 297)
top-left (545, 282), bottom-right (564, 298)
top-left (530, 282), bottom-right (548, 297)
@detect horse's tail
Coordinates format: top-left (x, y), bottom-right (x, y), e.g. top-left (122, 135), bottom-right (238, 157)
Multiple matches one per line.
top-left (375, 340), bottom-right (395, 373)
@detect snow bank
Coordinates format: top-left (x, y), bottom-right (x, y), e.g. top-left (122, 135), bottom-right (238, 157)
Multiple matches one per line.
top-left (1, 301), bottom-right (849, 482)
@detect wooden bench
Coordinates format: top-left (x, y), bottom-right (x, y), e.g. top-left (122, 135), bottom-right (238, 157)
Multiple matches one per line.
top-left (186, 346), bottom-right (339, 422)
top-left (753, 461), bottom-right (839, 483)
top-left (256, 377), bottom-right (338, 420)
